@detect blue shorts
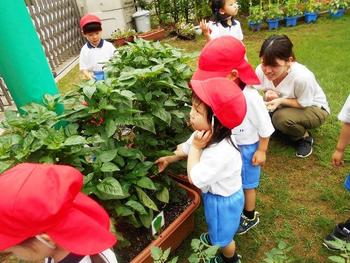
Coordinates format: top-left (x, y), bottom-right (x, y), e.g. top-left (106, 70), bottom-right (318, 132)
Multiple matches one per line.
top-left (345, 173), bottom-right (350, 191)
top-left (202, 188), bottom-right (244, 247)
top-left (239, 142), bottom-right (261, 189)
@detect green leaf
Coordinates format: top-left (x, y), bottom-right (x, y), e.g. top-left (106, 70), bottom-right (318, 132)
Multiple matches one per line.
top-left (115, 205), bottom-right (134, 216)
top-left (328, 256), bottom-right (346, 263)
top-left (125, 200), bottom-right (147, 214)
top-left (136, 177), bottom-right (157, 190)
top-left (64, 123), bottom-right (79, 137)
top-left (98, 149), bottom-right (118, 163)
top-left (153, 214), bottom-right (162, 234)
top-left (139, 209), bottom-right (153, 228)
top-left (64, 135), bottom-right (87, 146)
top-left (96, 177), bottom-right (126, 200)
top-left (151, 247), bottom-right (162, 261)
top-left (156, 187), bottom-right (169, 203)
top-left (83, 173), bottom-right (94, 185)
top-left (153, 107), bottom-right (172, 125)
top-left (83, 85), bottom-right (96, 99)
top-left (100, 162), bottom-right (120, 172)
top-left (135, 187), bottom-right (158, 211)
top-left (105, 119), bottom-right (117, 138)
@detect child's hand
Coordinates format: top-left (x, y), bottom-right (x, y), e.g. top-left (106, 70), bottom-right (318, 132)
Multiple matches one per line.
top-left (200, 20), bottom-right (210, 37)
top-left (332, 149), bottom-right (344, 167)
top-left (155, 156), bottom-right (171, 173)
top-left (192, 130), bottom-right (212, 150)
top-left (252, 150), bottom-right (266, 166)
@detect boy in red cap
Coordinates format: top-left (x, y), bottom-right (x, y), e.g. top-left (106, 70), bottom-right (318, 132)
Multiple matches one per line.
top-left (0, 163), bottom-right (118, 263)
top-left (192, 36), bottom-right (275, 236)
top-left (79, 14), bottom-right (116, 80)
top-left (156, 78), bottom-right (247, 263)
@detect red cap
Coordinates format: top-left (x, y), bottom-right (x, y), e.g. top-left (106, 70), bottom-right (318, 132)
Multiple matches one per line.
top-left (80, 14), bottom-right (101, 29)
top-left (190, 78), bottom-right (247, 129)
top-left (0, 163), bottom-right (116, 254)
top-left (192, 36), bottom-right (260, 85)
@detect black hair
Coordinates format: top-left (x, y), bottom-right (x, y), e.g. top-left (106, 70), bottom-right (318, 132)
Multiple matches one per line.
top-left (259, 34), bottom-right (296, 66)
top-left (82, 22), bottom-right (102, 34)
top-left (211, 0), bottom-right (237, 28)
top-left (191, 93), bottom-right (240, 152)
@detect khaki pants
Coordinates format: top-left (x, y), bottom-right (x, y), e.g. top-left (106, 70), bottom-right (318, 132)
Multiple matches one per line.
top-left (271, 106), bottom-right (329, 141)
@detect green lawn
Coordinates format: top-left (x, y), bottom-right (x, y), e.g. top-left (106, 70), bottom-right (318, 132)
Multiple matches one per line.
top-left (55, 14), bottom-right (350, 263)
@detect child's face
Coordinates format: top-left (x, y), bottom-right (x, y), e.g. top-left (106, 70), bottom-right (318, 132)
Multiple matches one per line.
top-left (189, 99), bottom-right (211, 131)
top-left (84, 31), bottom-right (102, 47)
top-left (261, 58), bottom-right (292, 82)
top-left (222, 0), bottom-right (239, 17)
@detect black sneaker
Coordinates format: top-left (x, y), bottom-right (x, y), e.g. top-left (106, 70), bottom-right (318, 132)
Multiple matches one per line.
top-left (208, 254), bottom-right (242, 263)
top-left (296, 136), bottom-right (313, 158)
top-left (200, 232), bottom-right (212, 247)
top-left (323, 224), bottom-right (350, 250)
top-left (236, 211), bottom-right (260, 235)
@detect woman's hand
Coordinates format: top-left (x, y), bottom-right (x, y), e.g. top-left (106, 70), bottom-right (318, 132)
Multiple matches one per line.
top-left (265, 98), bottom-right (282, 112)
top-left (192, 130), bottom-right (212, 150)
top-left (264, 90), bottom-right (280, 102)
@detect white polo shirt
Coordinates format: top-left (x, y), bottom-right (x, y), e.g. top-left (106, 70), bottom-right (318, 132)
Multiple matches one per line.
top-left (255, 62), bottom-right (330, 113)
top-left (208, 20), bottom-right (243, 41)
top-left (338, 95), bottom-right (350, 123)
top-left (79, 40), bottom-right (116, 71)
top-left (181, 133), bottom-right (242, 196)
top-left (232, 86), bottom-right (275, 145)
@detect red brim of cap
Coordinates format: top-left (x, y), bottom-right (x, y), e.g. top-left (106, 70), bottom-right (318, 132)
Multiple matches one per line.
top-left (192, 60), bottom-right (260, 85)
top-left (47, 193), bottom-right (117, 255)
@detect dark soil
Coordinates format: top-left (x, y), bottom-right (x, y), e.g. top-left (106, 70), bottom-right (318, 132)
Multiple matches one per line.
top-left (115, 194), bottom-right (191, 263)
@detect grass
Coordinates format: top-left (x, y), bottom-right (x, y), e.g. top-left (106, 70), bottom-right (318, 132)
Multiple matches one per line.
top-left (6, 13), bottom-right (349, 263)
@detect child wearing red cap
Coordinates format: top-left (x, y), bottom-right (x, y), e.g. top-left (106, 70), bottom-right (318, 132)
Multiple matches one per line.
top-left (79, 14), bottom-right (116, 80)
top-left (192, 36), bottom-right (275, 236)
top-left (200, 0), bottom-right (243, 42)
top-left (156, 78), bottom-right (247, 263)
top-left (0, 163), bottom-right (118, 263)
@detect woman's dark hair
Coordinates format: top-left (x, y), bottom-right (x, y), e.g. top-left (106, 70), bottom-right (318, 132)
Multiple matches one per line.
top-left (82, 22), bottom-right (102, 34)
top-left (259, 34), bottom-right (296, 66)
top-left (211, 0), bottom-right (236, 27)
top-left (191, 93), bottom-right (239, 151)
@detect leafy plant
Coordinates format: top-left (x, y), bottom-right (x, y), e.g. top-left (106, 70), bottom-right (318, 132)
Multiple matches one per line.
top-left (284, 0), bottom-right (303, 17)
top-left (263, 241), bottom-right (294, 263)
top-left (150, 239), bottom-right (219, 263)
top-left (111, 28), bottom-right (136, 39)
top-left (249, 1), bottom-right (265, 23)
top-left (265, 1), bottom-right (284, 20)
top-left (175, 20), bottom-right (196, 40)
top-left (327, 239), bottom-right (350, 263)
top-left (304, 0), bottom-right (322, 12)
top-left (328, 0), bottom-right (349, 13)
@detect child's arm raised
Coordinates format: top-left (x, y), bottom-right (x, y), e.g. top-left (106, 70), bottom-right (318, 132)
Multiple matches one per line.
top-left (200, 20), bottom-right (212, 42)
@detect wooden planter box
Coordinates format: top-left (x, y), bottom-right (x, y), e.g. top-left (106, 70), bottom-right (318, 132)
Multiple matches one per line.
top-left (137, 28), bottom-right (165, 41)
top-left (130, 182), bottom-right (200, 263)
top-left (114, 36), bottom-right (134, 47)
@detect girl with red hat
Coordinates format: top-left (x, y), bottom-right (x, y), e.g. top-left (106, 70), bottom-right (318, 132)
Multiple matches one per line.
top-left (156, 77), bottom-right (247, 263)
top-left (0, 163), bottom-right (118, 263)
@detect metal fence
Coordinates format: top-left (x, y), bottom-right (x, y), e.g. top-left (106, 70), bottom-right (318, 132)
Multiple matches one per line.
top-left (25, 0), bottom-right (84, 75)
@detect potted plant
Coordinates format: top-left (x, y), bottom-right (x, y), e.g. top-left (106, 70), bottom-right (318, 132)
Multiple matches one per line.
top-left (137, 27), bottom-right (166, 41)
top-left (111, 28), bottom-right (136, 47)
top-left (175, 20), bottom-right (196, 40)
top-left (248, 1), bottom-right (265, 31)
top-left (328, 0), bottom-right (348, 18)
top-left (304, 0), bottom-right (321, 23)
top-left (284, 0), bottom-right (303, 26)
top-left (265, 1), bottom-right (284, 30)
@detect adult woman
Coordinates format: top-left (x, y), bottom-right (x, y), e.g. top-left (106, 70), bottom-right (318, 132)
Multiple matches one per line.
top-left (255, 34), bottom-right (330, 158)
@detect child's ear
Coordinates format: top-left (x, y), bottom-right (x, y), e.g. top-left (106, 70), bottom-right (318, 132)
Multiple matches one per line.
top-left (227, 70), bottom-right (239, 80)
top-left (219, 8), bottom-right (225, 14)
